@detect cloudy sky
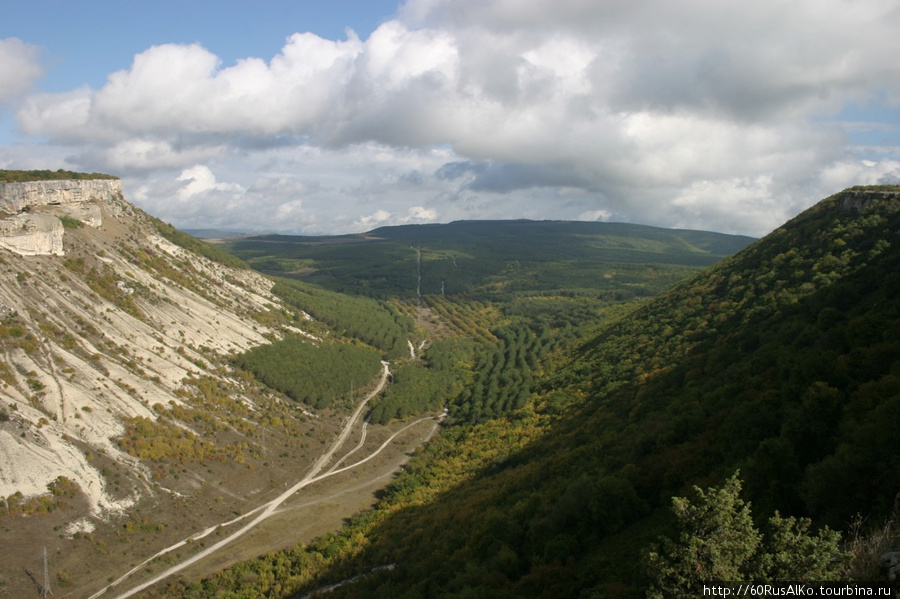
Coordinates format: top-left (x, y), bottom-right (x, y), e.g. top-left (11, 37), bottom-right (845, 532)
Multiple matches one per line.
top-left (2, 0), bottom-right (899, 236)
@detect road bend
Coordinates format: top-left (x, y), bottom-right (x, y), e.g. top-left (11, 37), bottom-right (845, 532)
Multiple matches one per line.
top-left (100, 362), bottom-right (392, 599)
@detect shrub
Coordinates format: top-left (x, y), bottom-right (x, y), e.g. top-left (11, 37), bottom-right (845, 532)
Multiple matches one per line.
top-left (645, 473), bottom-right (847, 598)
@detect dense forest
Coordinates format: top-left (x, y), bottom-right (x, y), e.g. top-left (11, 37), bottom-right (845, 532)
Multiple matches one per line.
top-left (145, 186), bottom-right (900, 598)
top-left (234, 337), bottom-right (383, 409)
top-left (230, 276), bottom-right (417, 410)
top-left (270, 279), bottom-right (414, 358)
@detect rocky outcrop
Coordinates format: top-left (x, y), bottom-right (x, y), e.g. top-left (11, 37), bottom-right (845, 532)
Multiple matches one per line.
top-left (0, 178), bottom-right (120, 255)
top-left (0, 213), bottom-right (64, 256)
top-left (0, 178), bottom-right (123, 213)
top-left (838, 186), bottom-right (900, 213)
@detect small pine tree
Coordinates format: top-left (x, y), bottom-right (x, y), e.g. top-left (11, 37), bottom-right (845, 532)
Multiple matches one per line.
top-left (645, 473), bottom-right (847, 598)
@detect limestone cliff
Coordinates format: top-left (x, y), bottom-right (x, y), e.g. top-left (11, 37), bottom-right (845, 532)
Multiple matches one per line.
top-left (0, 178), bottom-right (120, 255)
top-left (0, 178), bottom-right (123, 213)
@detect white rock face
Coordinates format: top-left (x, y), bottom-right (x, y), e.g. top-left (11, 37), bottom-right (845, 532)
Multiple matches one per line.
top-left (0, 213), bottom-right (64, 256)
top-left (0, 178), bottom-right (119, 255)
top-left (0, 178), bottom-right (123, 212)
top-left (0, 179), bottom-right (298, 520)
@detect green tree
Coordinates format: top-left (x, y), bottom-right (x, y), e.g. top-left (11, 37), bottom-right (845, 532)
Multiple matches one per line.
top-left (646, 474), bottom-right (760, 596)
top-left (645, 473), bottom-right (846, 598)
top-left (751, 511), bottom-right (845, 581)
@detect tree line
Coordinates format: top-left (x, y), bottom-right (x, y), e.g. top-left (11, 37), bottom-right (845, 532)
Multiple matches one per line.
top-left (0, 169), bottom-right (118, 182)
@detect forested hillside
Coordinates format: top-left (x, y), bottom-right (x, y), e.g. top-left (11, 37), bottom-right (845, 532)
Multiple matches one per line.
top-left (146, 186), bottom-right (900, 598)
top-left (235, 338), bottom-right (383, 408)
top-left (223, 219), bottom-right (754, 299)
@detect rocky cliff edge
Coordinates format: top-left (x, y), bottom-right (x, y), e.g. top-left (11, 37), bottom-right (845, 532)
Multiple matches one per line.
top-left (0, 178), bottom-right (121, 255)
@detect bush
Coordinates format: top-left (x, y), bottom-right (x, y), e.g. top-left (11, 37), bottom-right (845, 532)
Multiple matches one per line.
top-left (645, 473), bottom-right (846, 598)
top-left (59, 215), bottom-right (84, 229)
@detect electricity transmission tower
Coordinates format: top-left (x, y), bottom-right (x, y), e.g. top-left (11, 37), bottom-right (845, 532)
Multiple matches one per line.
top-left (415, 242), bottom-right (422, 308)
top-left (41, 546), bottom-right (52, 597)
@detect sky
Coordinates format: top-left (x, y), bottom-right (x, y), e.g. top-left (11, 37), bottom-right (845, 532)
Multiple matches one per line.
top-left (1, 0), bottom-right (899, 237)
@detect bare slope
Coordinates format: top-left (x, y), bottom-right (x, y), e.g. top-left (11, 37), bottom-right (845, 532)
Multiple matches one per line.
top-left (0, 180), bottom-right (286, 512)
top-left (0, 179), bottom-right (369, 596)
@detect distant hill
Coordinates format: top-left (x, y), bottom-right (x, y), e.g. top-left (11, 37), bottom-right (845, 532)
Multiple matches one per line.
top-left (182, 228), bottom-right (256, 239)
top-left (161, 186), bottom-right (900, 598)
top-left (223, 219), bottom-right (755, 299)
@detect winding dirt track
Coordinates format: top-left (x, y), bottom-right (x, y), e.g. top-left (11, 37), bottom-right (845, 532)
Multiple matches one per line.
top-left (92, 361), bottom-right (435, 599)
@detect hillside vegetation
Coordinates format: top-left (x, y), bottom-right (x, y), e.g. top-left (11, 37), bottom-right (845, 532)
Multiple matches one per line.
top-left (0, 168), bottom-right (119, 182)
top-left (223, 219), bottom-right (754, 299)
top-left (270, 278), bottom-right (414, 357)
top-left (234, 338), bottom-right (383, 409)
top-left (146, 186), bottom-right (900, 598)
top-left (151, 216), bottom-right (249, 270)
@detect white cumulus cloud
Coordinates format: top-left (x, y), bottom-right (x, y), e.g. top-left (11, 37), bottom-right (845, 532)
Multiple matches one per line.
top-left (176, 165), bottom-right (244, 201)
top-left (7, 0), bottom-right (900, 236)
top-left (0, 38), bottom-right (43, 105)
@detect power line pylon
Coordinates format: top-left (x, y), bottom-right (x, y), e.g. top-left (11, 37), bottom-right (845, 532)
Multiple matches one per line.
top-left (41, 546), bottom-right (53, 598)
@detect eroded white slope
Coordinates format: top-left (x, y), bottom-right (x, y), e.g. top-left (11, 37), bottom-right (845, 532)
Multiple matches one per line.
top-left (0, 184), bottom-right (296, 517)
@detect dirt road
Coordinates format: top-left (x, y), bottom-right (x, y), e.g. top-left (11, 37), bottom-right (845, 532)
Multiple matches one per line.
top-left (93, 361), bottom-right (430, 599)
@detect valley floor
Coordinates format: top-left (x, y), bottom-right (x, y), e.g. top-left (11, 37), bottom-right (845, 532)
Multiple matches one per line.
top-left (1, 378), bottom-right (442, 599)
